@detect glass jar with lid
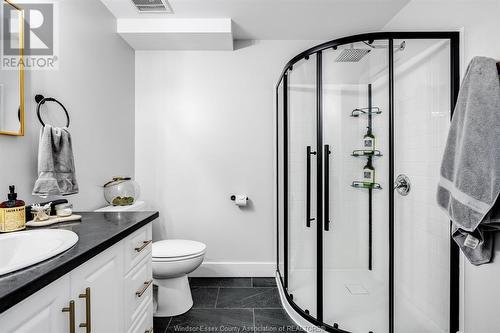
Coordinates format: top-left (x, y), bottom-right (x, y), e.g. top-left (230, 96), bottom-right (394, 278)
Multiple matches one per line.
top-left (103, 177), bottom-right (140, 206)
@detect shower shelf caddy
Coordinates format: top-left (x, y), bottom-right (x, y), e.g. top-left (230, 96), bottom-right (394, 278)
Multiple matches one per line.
top-left (349, 83), bottom-right (382, 271)
top-left (351, 149), bottom-right (382, 157)
top-left (350, 84), bottom-right (382, 191)
top-left (350, 106), bottom-right (382, 117)
top-left (351, 181), bottom-right (382, 189)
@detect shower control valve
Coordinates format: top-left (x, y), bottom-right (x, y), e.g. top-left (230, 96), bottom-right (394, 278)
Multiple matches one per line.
top-left (394, 174), bottom-right (411, 196)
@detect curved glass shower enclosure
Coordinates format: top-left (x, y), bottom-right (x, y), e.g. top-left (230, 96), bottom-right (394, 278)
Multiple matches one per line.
top-left (276, 32), bottom-right (460, 333)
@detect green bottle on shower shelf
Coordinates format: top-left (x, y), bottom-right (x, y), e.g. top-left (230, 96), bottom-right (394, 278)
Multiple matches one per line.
top-left (363, 130), bottom-right (375, 152)
top-left (363, 162), bottom-right (375, 186)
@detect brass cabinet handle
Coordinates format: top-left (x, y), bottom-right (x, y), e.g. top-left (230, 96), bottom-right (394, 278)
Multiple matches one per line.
top-left (62, 300), bottom-right (76, 333)
top-left (78, 287), bottom-right (91, 333)
top-left (135, 240), bottom-right (152, 253)
top-left (145, 328), bottom-right (153, 333)
top-left (136, 279), bottom-right (153, 298)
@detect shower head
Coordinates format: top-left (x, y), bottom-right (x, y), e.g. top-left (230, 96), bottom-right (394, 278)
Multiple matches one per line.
top-left (335, 44), bottom-right (371, 62)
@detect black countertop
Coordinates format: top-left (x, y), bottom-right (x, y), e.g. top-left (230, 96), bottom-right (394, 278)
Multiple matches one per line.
top-left (0, 211), bottom-right (159, 314)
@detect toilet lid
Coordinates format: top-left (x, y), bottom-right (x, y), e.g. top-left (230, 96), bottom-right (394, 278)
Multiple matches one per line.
top-left (152, 239), bottom-right (206, 259)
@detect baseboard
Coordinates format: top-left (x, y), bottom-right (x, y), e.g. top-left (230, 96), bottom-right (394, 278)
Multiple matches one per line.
top-left (189, 261), bottom-right (275, 277)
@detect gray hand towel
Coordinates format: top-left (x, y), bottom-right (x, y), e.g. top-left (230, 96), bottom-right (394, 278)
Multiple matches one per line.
top-left (437, 56), bottom-right (500, 265)
top-left (32, 125), bottom-right (79, 197)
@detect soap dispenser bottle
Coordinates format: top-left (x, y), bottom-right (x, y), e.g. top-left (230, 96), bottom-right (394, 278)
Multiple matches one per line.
top-left (363, 128), bottom-right (375, 151)
top-left (0, 186), bottom-right (26, 232)
top-left (363, 161), bottom-right (375, 186)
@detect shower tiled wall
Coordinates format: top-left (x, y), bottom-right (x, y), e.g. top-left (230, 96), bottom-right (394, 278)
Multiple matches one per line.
top-left (393, 40), bottom-right (451, 332)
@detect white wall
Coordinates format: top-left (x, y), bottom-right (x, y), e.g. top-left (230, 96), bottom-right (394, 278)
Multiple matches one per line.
top-left (384, 1), bottom-right (500, 332)
top-left (384, 0), bottom-right (500, 63)
top-left (135, 40), bottom-right (318, 277)
top-left (0, 0), bottom-right (135, 210)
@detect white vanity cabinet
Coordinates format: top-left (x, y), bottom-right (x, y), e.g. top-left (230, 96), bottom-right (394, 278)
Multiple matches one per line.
top-left (0, 276), bottom-right (71, 332)
top-left (0, 223), bottom-right (153, 333)
top-left (70, 242), bottom-right (124, 333)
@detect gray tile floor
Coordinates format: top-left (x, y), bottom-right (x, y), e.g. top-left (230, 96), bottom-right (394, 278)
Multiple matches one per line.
top-left (154, 277), bottom-right (302, 333)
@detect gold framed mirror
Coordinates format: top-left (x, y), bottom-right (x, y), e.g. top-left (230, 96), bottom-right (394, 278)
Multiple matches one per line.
top-left (0, 0), bottom-right (24, 136)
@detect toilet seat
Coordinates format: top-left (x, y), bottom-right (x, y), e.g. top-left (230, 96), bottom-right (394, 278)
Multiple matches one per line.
top-left (152, 239), bottom-right (206, 262)
top-left (152, 252), bottom-right (205, 262)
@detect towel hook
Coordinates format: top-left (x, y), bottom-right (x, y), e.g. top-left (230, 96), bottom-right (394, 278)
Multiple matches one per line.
top-left (35, 94), bottom-right (70, 128)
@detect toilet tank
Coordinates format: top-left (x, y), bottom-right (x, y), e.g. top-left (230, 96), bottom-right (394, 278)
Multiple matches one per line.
top-left (95, 200), bottom-right (149, 212)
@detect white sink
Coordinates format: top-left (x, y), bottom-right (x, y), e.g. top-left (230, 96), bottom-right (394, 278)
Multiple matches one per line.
top-left (0, 229), bottom-right (79, 276)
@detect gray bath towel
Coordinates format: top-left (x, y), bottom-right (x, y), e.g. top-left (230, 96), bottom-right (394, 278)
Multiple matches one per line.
top-left (451, 202), bottom-right (500, 265)
top-left (437, 56), bottom-right (500, 265)
top-left (33, 125), bottom-right (79, 197)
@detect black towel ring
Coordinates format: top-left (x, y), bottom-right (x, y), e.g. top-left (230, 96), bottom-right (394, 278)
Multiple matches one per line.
top-left (35, 94), bottom-right (70, 128)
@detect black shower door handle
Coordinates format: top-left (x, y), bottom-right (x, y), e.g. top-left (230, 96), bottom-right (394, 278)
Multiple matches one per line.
top-left (324, 144), bottom-right (331, 231)
top-left (306, 146), bottom-right (316, 227)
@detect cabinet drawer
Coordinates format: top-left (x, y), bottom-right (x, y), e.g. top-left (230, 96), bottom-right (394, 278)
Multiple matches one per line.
top-left (127, 301), bottom-right (153, 333)
top-left (124, 254), bottom-right (153, 330)
top-left (124, 224), bottom-right (152, 273)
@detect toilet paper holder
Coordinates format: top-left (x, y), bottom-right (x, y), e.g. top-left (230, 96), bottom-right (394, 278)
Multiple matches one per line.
top-left (230, 195), bottom-right (248, 201)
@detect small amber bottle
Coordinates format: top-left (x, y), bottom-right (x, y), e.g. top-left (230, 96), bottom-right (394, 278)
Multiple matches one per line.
top-left (0, 185), bottom-right (26, 232)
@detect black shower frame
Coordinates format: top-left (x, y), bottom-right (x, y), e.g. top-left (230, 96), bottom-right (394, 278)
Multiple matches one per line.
top-left (275, 31), bottom-right (460, 333)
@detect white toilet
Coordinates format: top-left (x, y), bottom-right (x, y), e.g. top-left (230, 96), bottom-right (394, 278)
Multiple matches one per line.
top-left (95, 202), bottom-right (206, 317)
top-left (152, 239), bottom-right (206, 317)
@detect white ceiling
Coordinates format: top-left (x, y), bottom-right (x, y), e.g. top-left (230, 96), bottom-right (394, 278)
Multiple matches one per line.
top-left (100, 0), bottom-right (411, 40)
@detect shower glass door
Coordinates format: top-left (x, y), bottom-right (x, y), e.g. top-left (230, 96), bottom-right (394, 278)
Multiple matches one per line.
top-left (321, 40), bottom-right (390, 333)
top-left (277, 78), bottom-right (285, 283)
top-left (393, 38), bottom-right (452, 333)
top-left (287, 54), bottom-right (318, 316)
top-left (277, 32), bottom-right (459, 333)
